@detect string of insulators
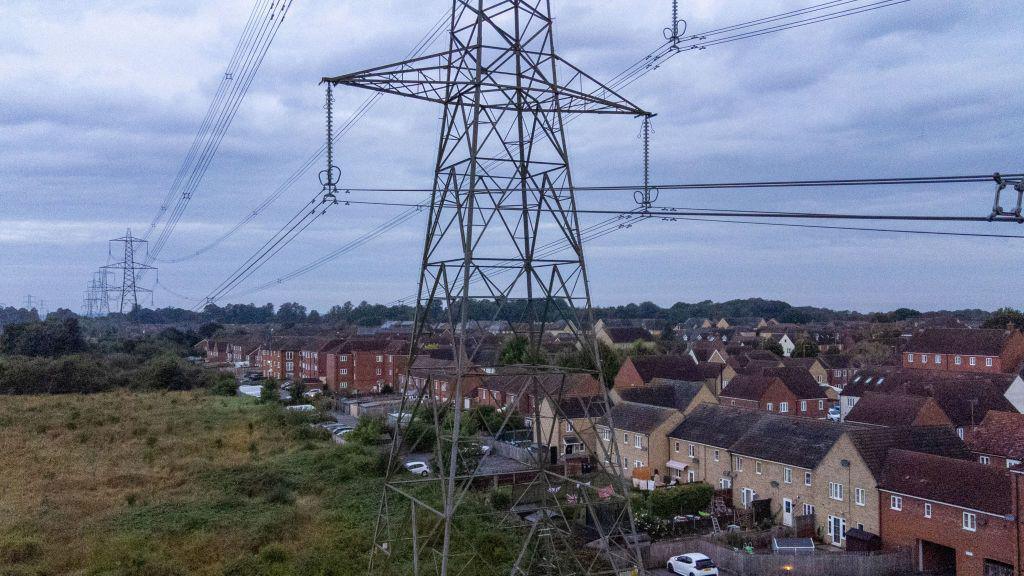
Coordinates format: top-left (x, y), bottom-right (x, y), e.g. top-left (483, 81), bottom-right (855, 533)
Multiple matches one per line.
top-left (634, 115), bottom-right (658, 210)
top-left (321, 84), bottom-right (341, 204)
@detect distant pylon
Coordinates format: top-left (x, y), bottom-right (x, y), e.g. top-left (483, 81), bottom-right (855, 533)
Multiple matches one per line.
top-left (102, 228), bottom-right (156, 314)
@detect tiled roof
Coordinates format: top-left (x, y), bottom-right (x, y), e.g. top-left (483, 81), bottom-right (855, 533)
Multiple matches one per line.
top-left (557, 396), bottom-right (608, 420)
top-left (845, 392), bottom-right (948, 427)
top-left (616, 379), bottom-right (707, 410)
top-left (607, 401), bottom-right (679, 434)
top-left (906, 328), bottom-right (1017, 356)
top-left (843, 366), bottom-right (1016, 398)
top-left (818, 354), bottom-right (852, 369)
top-left (879, 449), bottom-right (1011, 515)
top-left (761, 367), bottom-right (829, 399)
top-left (603, 326), bottom-right (654, 343)
top-left (966, 411), bottom-right (1024, 460)
top-left (730, 413), bottom-right (851, 469)
top-left (627, 355), bottom-right (706, 383)
top-left (720, 374), bottom-right (777, 402)
top-left (668, 403), bottom-right (763, 448)
top-left (902, 379), bottom-right (1015, 428)
top-left (847, 426), bottom-right (970, 477)
top-left (480, 371), bottom-right (602, 398)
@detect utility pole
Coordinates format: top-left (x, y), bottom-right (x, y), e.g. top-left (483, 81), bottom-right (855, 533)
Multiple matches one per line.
top-left (324, 2), bottom-right (652, 574)
top-left (102, 228), bottom-right (156, 315)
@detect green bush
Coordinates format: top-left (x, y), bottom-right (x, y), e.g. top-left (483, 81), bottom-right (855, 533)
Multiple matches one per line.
top-left (648, 483), bottom-right (714, 519)
top-left (0, 536), bottom-right (41, 564)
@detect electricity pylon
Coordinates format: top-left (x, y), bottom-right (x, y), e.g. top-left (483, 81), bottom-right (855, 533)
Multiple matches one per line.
top-left (103, 229), bottom-right (155, 314)
top-left (324, 2), bottom-right (652, 574)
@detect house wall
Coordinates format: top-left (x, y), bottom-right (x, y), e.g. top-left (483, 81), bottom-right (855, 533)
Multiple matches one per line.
top-left (1003, 376), bottom-right (1024, 414)
top-left (814, 435), bottom-right (881, 545)
top-left (902, 350), bottom-right (1015, 374)
top-left (730, 454), bottom-right (813, 525)
top-left (667, 439), bottom-right (733, 488)
top-left (879, 491), bottom-right (1017, 576)
top-left (911, 400), bottom-right (954, 427)
top-left (720, 396), bottom-right (760, 411)
top-left (613, 359), bottom-right (645, 389)
top-left (647, 414), bottom-right (685, 480)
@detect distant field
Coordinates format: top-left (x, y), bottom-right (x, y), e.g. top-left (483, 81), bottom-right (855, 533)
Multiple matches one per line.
top-left (0, 391), bottom-right (383, 576)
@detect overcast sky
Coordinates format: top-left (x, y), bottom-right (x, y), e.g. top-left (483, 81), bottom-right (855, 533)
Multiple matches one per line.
top-left (2, 0), bottom-right (1022, 315)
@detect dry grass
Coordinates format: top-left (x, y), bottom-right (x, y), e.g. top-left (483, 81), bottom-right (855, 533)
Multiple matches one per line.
top-left (0, 391), bottom-right (383, 576)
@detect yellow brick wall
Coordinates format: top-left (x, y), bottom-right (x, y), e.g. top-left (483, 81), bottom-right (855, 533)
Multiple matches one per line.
top-left (812, 434), bottom-right (879, 544)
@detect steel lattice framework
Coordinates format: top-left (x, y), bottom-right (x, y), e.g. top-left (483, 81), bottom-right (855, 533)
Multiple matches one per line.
top-left (324, 2), bottom-right (652, 574)
top-left (103, 229), bottom-right (155, 314)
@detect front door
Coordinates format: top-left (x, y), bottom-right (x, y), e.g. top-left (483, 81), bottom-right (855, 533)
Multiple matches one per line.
top-left (782, 499), bottom-right (793, 527)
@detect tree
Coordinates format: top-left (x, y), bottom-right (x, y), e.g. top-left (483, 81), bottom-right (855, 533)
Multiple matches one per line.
top-left (197, 322), bottom-right (223, 339)
top-left (848, 340), bottom-right (892, 368)
top-left (556, 342), bottom-right (621, 388)
top-left (760, 338), bottom-right (784, 357)
top-left (648, 484), bottom-right (714, 519)
top-left (982, 308), bottom-right (1024, 330)
top-left (260, 379), bottom-right (280, 404)
top-left (792, 339), bottom-right (819, 358)
top-left (498, 336), bottom-right (546, 365)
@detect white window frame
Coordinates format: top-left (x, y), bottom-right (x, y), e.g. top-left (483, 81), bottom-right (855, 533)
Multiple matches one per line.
top-left (673, 441), bottom-right (680, 453)
top-left (766, 402), bottom-right (773, 412)
top-left (963, 512), bottom-right (977, 532)
top-left (376, 355), bottom-right (383, 362)
top-left (634, 435), bottom-right (642, 449)
top-left (855, 488), bottom-right (865, 506)
top-left (340, 368), bottom-right (348, 375)
top-left (623, 432), bottom-right (629, 444)
top-left (340, 355), bottom-right (348, 362)
top-left (1007, 459), bottom-right (1021, 468)
top-left (688, 444), bottom-right (695, 458)
top-left (924, 503), bottom-right (932, 518)
top-left (907, 353), bottom-right (914, 363)
top-left (805, 472), bottom-right (812, 486)
top-left (979, 455), bottom-right (990, 465)
top-left (779, 402), bottom-right (789, 413)
top-left (800, 400), bottom-right (807, 413)
top-left (687, 470), bottom-right (696, 483)
top-left (818, 400), bottom-right (825, 410)
top-left (734, 456), bottom-right (743, 471)
top-left (970, 356), bottom-right (977, 366)
top-left (719, 477), bottom-right (731, 489)
top-left (713, 449), bottom-right (720, 462)
top-left (829, 482), bottom-right (844, 501)
top-left (635, 459), bottom-right (643, 469)
top-left (986, 357), bottom-right (994, 367)
top-left (934, 354), bottom-right (941, 364)
top-left (955, 355), bottom-right (962, 365)
top-left (784, 467), bottom-right (792, 484)
top-left (890, 495), bottom-right (902, 511)
top-left (755, 461), bottom-right (763, 475)
top-left (803, 503), bottom-right (815, 516)
top-left (921, 355), bottom-right (928, 364)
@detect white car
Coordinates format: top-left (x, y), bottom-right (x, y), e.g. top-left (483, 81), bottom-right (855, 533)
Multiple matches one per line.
top-left (303, 388), bottom-right (323, 399)
top-left (666, 553), bottom-right (718, 576)
top-left (827, 406), bottom-right (841, 422)
top-left (404, 461), bottom-right (431, 476)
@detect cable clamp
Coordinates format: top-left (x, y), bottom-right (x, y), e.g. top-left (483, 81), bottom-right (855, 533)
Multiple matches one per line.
top-left (989, 173), bottom-right (1024, 223)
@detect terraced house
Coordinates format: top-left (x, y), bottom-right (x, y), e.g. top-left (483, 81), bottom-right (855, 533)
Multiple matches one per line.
top-left (666, 403), bottom-right (762, 488)
top-left (596, 401), bottom-right (684, 487)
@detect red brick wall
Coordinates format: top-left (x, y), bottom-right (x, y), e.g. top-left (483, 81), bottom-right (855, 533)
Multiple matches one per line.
top-left (879, 491), bottom-right (1017, 575)
top-left (719, 396), bottom-right (759, 410)
top-left (912, 400), bottom-right (954, 427)
top-left (613, 358), bottom-right (644, 389)
top-left (902, 351), bottom-right (1007, 374)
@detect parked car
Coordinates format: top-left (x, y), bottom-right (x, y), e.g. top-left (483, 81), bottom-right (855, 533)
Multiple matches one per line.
top-left (404, 461), bottom-right (431, 476)
top-left (827, 406), bottom-right (841, 422)
top-left (303, 388), bottom-right (324, 399)
top-left (666, 553), bottom-right (718, 576)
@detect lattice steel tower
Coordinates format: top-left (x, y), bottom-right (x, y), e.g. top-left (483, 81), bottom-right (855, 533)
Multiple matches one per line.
top-left (324, 2), bottom-right (652, 574)
top-left (103, 229), bottom-right (155, 314)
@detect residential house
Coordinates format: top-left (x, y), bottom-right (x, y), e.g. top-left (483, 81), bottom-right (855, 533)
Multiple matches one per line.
top-left (536, 395), bottom-right (607, 462)
top-left (259, 336), bottom-right (314, 381)
top-left (475, 371), bottom-right (602, 420)
top-left (720, 368), bottom-right (830, 419)
top-left (966, 411), bottom-right (1024, 468)
top-left (612, 378), bottom-right (718, 416)
top-left (902, 328), bottom-right (1024, 374)
top-left (402, 356), bottom-right (483, 408)
top-left (321, 338), bottom-right (408, 395)
top-left (597, 325), bottom-right (656, 351)
top-left (597, 401), bottom-right (684, 487)
top-left (844, 392), bottom-right (953, 428)
top-left (667, 403), bottom-right (762, 487)
top-left (614, 355), bottom-right (725, 394)
top-left (781, 357), bottom-right (829, 385)
top-left (879, 450), bottom-right (1019, 576)
top-left (818, 354), bottom-right (854, 389)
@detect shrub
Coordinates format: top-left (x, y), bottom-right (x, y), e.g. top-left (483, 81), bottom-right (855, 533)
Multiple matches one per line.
top-left (648, 483), bottom-right (714, 519)
top-left (489, 488), bottom-right (511, 510)
top-left (0, 537), bottom-right (41, 564)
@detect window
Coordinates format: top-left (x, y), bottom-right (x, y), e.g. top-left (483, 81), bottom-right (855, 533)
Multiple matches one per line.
top-left (986, 357), bottom-right (994, 367)
top-left (780, 402), bottom-right (789, 413)
top-left (963, 512), bottom-right (977, 531)
top-left (766, 403), bottom-right (773, 412)
top-left (635, 460), bottom-right (643, 469)
top-left (803, 503), bottom-right (815, 516)
top-left (622, 458), bottom-right (628, 469)
top-left (376, 355), bottom-right (383, 362)
top-left (934, 354), bottom-right (941, 364)
top-left (719, 477), bottom-right (732, 489)
top-left (970, 356), bottom-right (977, 366)
top-left (565, 421), bottom-right (572, 433)
top-left (286, 351), bottom-right (294, 360)
top-left (340, 381), bottom-right (348, 389)
top-left (957, 427), bottom-right (965, 439)
top-left (955, 355), bottom-right (962, 365)
top-left (818, 400), bottom-right (824, 410)
top-left (634, 435), bottom-right (642, 449)
top-left (673, 441), bottom-right (680, 453)
top-left (340, 368), bottom-right (348, 375)
top-left (375, 368), bottom-right (382, 376)
top-left (441, 383), bottom-right (447, 392)
top-left (805, 472), bottom-right (812, 486)
top-left (713, 449), bottom-right (720, 462)
top-left (1007, 459), bottom-right (1022, 468)
top-left (921, 355), bottom-right (928, 364)
top-left (890, 495), bottom-right (902, 511)
top-left (800, 400), bottom-right (807, 413)
top-left (979, 455), bottom-right (991, 465)
top-left (755, 461), bottom-right (763, 475)
top-left (784, 467), bottom-right (792, 484)
top-left (907, 353), bottom-right (914, 363)
top-left (855, 488), bottom-right (865, 506)
top-left (600, 429), bottom-right (610, 442)
top-left (687, 470), bottom-right (696, 483)
top-left (340, 355), bottom-right (348, 362)
top-left (847, 397), bottom-right (855, 407)
top-left (734, 456), bottom-right (743, 471)
top-left (623, 433), bottom-right (629, 444)
top-left (688, 444), bottom-right (695, 458)
top-left (829, 482), bottom-right (844, 501)
top-left (924, 503), bottom-right (932, 518)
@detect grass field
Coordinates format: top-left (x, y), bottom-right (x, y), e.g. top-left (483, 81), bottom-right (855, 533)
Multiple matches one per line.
top-left (0, 391), bottom-right (385, 576)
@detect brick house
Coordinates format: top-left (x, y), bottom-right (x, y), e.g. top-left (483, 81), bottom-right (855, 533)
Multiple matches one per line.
top-left (614, 355), bottom-right (725, 395)
top-left (596, 326), bottom-right (656, 351)
top-left (966, 411), bottom-right (1024, 469)
top-left (536, 395), bottom-right (606, 461)
top-left (596, 401), bottom-right (684, 487)
top-left (321, 338), bottom-right (408, 395)
top-left (902, 328), bottom-right (1024, 374)
top-left (844, 392), bottom-right (953, 427)
top-left (878, 450), bottom-right (1020, 576)
top-left (667, 403), bottom-right (762, 487)
top-left (818, 354), bottom-right (854, 389)
top-left (402, 356), bottom-right (483, 408)
top-left (720, 369), bottom-right (829, 419)
top-left (197, 339), bottom-right (230, 364)
top-left (476, 372), bottom-right (602, 420)
top-left (259, 336), bottom-right (310, 381)
top-left (781, 357), bottom-right (829, 385)
top-left (299, 337), bottom-right (341, 382)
